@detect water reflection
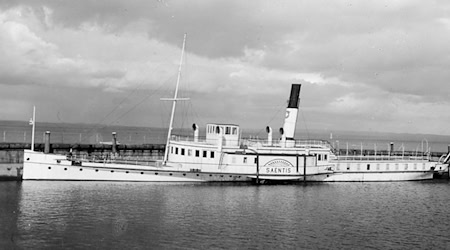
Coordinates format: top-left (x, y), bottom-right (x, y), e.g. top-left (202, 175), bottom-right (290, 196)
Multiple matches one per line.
top-left (0, 181), bottom-right (449, 249)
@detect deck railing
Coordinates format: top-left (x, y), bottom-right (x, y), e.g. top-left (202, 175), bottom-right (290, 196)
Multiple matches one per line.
top-left (170, 135), bottom-right (333, 149)
top-left (335, 154), bottom-right (431, 161)
top-left (66, 154), bottom-right (162, 166)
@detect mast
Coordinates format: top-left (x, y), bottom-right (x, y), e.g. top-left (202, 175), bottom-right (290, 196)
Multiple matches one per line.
top-left (162, 33), bottom-right (189, 164)
top-left (29, 106), bottom-right (36, 151)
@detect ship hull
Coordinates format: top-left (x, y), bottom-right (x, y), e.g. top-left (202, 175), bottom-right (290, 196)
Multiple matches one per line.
top-left (22, 150), bottom-right (330, 182)
top-left (323, 171), bottom-right (433, 182)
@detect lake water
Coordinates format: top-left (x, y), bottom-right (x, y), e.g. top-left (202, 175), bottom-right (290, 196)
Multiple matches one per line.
top-left (1, 181), bottom-right (450, 249)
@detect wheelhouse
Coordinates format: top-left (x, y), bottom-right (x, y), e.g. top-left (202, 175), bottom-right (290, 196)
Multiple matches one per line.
top-left (206, 123), bottom-right (240, 147)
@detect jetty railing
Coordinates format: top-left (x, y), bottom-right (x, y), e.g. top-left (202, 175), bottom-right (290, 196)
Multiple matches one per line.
top-left (1, 130), bottom-right (166, 145)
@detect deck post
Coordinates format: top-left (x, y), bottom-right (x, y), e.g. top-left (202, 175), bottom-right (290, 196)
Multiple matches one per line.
top-left (255, 154), bottom-right (260, 184)
top-left (44, 131), bottom-right (51, 154)
top-left (303, 154), bottom-right (307, 183)
top-left (112, 132), bottom-right (117, 157)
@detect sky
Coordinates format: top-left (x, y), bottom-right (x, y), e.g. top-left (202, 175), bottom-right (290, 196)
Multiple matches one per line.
top-left (1, 0), bottom-right (450, 136)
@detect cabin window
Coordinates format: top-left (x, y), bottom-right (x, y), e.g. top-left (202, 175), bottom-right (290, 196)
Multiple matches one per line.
top-left (216, 126), bottom-right (220, 134)
top-left (225, 127), bottom-right (231, 134)
top-left (195, 150), bottom-right (200, 157)
top-left (188, 149), bottom-right (192, 156)
top-left (318, 154), bottom-right (321, 161)
top-left (254, 158), bottom-right (258, 164)
top-left (181, 148), bottom-right (185, 156)
top-left (346, 163), bottom-right (350, 170)
top-left (232, 127), bottom-right (237, 135)
top-left (171, 147), bottom-right (173, 154)
top-left (324, 154), bottom-right (328, 161)
top-left (404, 164), bottom-right (408, 170)
top-left (175, 147), bottom-right (179, 154)
top-left (203, 151), bottom-right (207, 158)
top-left (210, 151), bottom-right (215, 158)
top-left (367, 164), bottom-right (370, 170)
top-left (243, 157), bottom-right (247, 163)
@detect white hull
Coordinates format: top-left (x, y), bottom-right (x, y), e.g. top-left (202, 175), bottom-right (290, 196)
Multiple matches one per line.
top-left (22, 150), bottom-right (331, 182)
top-left (23, 149), bottom-right (438, 183)
top-left (323, 171), bottom-right (433, 182)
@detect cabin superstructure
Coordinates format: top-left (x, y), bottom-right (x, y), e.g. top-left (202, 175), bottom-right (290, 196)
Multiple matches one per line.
top-left (206, 123), bottom-right (240, 147)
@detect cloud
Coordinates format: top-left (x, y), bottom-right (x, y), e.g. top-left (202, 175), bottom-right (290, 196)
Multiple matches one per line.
top-left (1, 1), bottom-right (450, 136)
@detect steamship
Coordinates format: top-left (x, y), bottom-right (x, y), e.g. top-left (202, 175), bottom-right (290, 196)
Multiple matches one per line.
top-left (22, 81), bottom-right (442, 182)
top-left (22, 35), bottom-right (444, 182)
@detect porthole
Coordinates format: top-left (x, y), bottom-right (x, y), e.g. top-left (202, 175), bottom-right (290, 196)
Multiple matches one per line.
top-left (209, 174), bottom-right (212, 177)
top-left (229, 175), bottom-right (232, 178)
top-left (169, 173), bottom-right (173, 176)
top-left (183, 173), bottom-right (186, 176)
top-left (64, 168), bottom-right (67, 171)
top-left (95, 169), bottom-right (99, 172)
top-left (126, 171), bottom-right (129, 174)
top-left (80, 168), bottom-right (83, 171)
top-left (111, 170), bottom-right (114, 173)
top-left (48, 166), bottom-right (51, 170)
top-left (196, 174), bottom-right (199, 176)
top-left (141, 172), bottom-right (144, 174)
top-left (26, 158), bottom-right (30, 161)
top-left (56, 160), bottom-right (61, 164)
top-left (155, 173), bottom-right (158, 175)
top-left (220, 175), bottom-right (224, 177)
